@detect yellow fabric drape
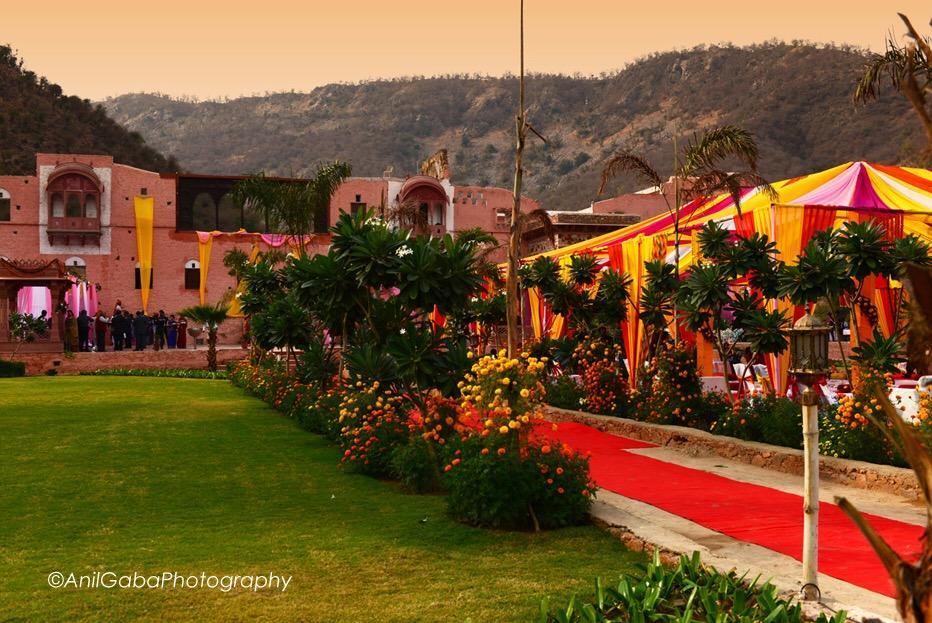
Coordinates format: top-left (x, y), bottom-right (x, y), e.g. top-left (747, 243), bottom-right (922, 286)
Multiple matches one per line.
top-left (528, 287), bottom-right (543, 339)
top-left (133, 196), bottom-right (154, 313)
top-left (228, 242), bottom-right (261, 318)
top-left (622, 235), bottom-right (646, 386)
top-left (197, 234), bottom-right (213, 305)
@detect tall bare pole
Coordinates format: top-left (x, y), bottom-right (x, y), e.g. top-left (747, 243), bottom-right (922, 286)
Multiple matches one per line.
top-left (506, 0), bottom-right (526, 357)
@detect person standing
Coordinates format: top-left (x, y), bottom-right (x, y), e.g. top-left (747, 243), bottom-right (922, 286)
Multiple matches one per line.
top-left (76, 310), bottom-right (91, 352)
top-left (123, 310), bottom-right (134, 349)
top-left (133, 311), bottom-right (149, 351)
top-left (111, 311), bottom-right (124, 351)
top-left (166, 315), bottom-right (178, 349)
top-left (94, 310), bottom-right (110, 352)
top-left (64, 310), bottom-right (78, 352)
top-left (177, 316), bottom-right (188, 349)
top-left (154, 311), bottom-right (167, 351)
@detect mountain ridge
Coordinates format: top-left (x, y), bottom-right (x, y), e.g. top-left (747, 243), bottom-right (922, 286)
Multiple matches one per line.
top-left (101, 42), bottom-right (917, 210)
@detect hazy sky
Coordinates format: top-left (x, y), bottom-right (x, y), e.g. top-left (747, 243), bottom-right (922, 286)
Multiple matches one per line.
top-left (4, 1), bottom-right (929, 100)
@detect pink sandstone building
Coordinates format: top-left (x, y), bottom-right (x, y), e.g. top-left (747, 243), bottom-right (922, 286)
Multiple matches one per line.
top-left (0, 152), bottom-right (540, 343)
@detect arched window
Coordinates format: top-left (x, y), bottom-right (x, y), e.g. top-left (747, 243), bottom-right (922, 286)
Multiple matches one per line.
top-left (184, 259), bottom-right (200, 290)
top-left (47, 167), bottom-right (102, 221)
top-left (0, 187), bottom-right (10, 222)
top-left (134, 262), bottom-right (154, 290)
top-left (65, 256), bottom-right (86, 279)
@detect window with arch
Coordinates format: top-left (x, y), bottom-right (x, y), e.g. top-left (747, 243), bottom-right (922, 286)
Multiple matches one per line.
top-left (47, 171), bottom-right (101, 221)
top-left (0, 187), bottom-right (10, 221)
top-left (65, 257), bottom-right (86, 279)
top-left (184, 259), bottom-right (201, 290)
top-left (134, 263), bottom-right (154, 290)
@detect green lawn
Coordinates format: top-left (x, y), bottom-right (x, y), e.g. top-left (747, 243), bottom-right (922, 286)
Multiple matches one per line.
top-left (0, 377), bottom-right (642, 622)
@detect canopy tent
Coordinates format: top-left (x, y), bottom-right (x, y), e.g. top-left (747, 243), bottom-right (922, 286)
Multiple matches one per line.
top-left (521, 162), bottom-right (932, 392)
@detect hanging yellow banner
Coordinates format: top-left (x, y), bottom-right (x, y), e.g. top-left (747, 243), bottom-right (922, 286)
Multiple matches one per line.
top-left (197, 232), bottom-right (214, 305)
top-left (133, 196), bottom-right (154, 313)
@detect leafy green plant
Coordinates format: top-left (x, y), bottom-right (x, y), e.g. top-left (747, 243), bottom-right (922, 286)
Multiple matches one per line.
top-left (0, 359), bottom-right (27, 377)
top-left (7, 311), bottom-right (48, 361)
top-left (545, 375), bottom-right (586, 410)
top-left (80, 368), bottom-right (228, 379)
top-left (540, 550), bottom-right (846, 623)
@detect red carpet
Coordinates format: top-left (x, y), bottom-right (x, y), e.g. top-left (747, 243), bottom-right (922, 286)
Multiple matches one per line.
top-left (543, 421), bottom-right (924, 597)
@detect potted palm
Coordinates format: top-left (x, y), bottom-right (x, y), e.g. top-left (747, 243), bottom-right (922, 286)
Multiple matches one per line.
top-left (178, 300), bottom-right (230, 371)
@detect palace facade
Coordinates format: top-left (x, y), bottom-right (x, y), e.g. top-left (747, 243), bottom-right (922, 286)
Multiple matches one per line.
top-left (0, 152), bottom-right (544, 341)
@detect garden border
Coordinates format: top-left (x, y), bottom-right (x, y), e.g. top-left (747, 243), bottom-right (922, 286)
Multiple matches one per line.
top-left (545, 406), bottom-right (921, 501)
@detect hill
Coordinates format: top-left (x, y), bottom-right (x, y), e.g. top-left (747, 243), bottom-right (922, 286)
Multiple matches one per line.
top-left (103, 42), bottom-right (917, 210)
top-left (0, 46), bottom-right (177, 175)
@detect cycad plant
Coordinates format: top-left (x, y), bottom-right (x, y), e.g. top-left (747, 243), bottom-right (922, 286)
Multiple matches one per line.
top-left (179, 299), bottom-right (231, 371)
top-left (599, 125), bottom-right (774, 339)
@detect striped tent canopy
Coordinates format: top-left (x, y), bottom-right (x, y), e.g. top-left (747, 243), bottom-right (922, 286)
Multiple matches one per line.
top-left (526, 162), bottom-right (932, 266)
top-left (521, 162), bottom-right (932, 391)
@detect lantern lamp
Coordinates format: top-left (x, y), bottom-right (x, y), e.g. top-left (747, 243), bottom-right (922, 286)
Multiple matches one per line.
top-left (787, 311), bottom-right (831, 602)
top-left (788, 313), bottom-right (831, 385)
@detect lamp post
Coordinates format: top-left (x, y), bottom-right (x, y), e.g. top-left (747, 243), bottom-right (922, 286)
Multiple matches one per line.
top-left (787, 312), bottom-right (831, 602)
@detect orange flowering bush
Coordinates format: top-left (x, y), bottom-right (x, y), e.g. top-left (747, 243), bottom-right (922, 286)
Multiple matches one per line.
top-left (633, 343), bottom-right (710, 428)
top-left (445, 352), bottom-right (594, 529)
top-left (571, 338), bottom-right (628, 415)
top-left (338, 381), bottom-right (409, 477)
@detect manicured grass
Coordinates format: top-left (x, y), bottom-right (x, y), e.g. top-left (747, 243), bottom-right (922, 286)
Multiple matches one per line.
top-left (0, 377), bottom-right (642, 622)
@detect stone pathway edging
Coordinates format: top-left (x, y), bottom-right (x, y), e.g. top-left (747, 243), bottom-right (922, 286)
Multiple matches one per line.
top-left (546, 406), bottom-right (920, 501)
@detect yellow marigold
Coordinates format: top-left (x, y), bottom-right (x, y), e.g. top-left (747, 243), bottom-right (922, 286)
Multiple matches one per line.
top-left (498, 425), bottom-right (509, 434)
top-left (520, 388), bottom-right (530, 398)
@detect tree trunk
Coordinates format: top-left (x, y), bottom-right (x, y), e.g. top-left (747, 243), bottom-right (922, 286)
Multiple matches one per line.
top-left (207, 330), bottom-right (218, 372)
top-left (506, 0), bottom-right (526, 359)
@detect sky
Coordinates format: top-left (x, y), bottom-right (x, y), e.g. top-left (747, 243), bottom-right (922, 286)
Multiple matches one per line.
top-left (4, 1), bottom-right (929, 100)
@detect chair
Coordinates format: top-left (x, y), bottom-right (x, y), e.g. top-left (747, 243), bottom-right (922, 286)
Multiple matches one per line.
top-left (753, 364), bottom-right (769, 379)
top-left (733, 363), bottom-right (748, 381)
top-left (701, 376), bottom-right (729, 394)
top-left (889, 387), bottom-right (920, 421)
top-left (820, 384), bottom-right (839, 405)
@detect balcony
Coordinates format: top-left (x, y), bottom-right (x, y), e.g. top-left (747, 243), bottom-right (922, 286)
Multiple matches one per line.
top-left (47, 215), bottom-right (101, 246)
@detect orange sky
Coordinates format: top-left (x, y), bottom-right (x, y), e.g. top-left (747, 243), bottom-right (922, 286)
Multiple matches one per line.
top-left (4, 1), bottom-right (929, 100)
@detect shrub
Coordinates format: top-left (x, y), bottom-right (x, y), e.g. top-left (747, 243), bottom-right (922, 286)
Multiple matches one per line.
top-left (338, 382), bottom-right (410, 477)
top-left (633, 343), bottom-right (707, 427)
top-left (443, 435), bottom-right (594, 530)
top-left (571, 338), bottom-right (628, 416)
top-left (712, 393), bottom-right (801, 448)
top-left (545, 375), bottom-right (585, 410)
top-left (81, 368), bottom-right (228, 379)
top-left (451, 353), bottom-right (594, 529)
top-left (540, 550), bottom-right (846, 623)
top-left (391, 438), bottom-right (442, 493)
top-left (0, 360), bottom-right (26, 377)
top-left (820, 404), bottom-right (902, 466)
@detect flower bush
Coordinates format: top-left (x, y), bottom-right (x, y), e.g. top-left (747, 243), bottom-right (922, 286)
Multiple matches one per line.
top-left (633, 343), bottom-right (709, 428)
top-left (571, 338), bottom-right (628, 416)
top-left (443, 435), bottom-right (594, 530)
top-left (460, 352), bottom-right (548, 443)
top-left (338, 381), bottom-right (409, 477)
top-left (446, 352), bottom-right (594, 529)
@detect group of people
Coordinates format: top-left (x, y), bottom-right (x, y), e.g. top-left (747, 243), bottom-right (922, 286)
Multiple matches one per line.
top-left (62, 300), bottom-right (188, 353)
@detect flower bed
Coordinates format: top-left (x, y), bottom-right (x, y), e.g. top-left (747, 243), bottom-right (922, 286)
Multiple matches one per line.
top-left (229, 353), bottom-right (595, 531)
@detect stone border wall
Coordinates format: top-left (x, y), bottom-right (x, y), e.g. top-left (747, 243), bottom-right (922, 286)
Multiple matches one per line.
top-left (13, 349), bottom-right (248, 376)
top-left (547, 406), bottom-right (920, 501)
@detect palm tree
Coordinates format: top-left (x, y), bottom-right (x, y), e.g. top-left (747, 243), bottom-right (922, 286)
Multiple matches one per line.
top-left (599, 125), bottom-right (774, 341)
top-left (856, 14), bottom-right (932, 161)
top-left (179, 300), bottom-right (230, 371)
top-left (835, 263), bottom-right (932, 623)
top-left (231, 161), bottom-right (352, 247)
